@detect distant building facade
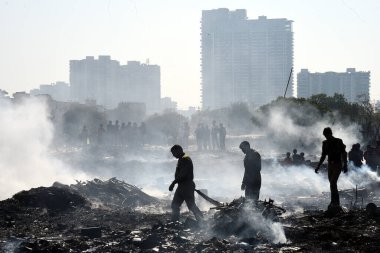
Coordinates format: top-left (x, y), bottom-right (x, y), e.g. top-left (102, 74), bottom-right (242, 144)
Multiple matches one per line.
top-left (70, 56), bottom-right (161, 114)
top-left (161, 97), bottom-right (178, 112)
top-left (201, 8), bottom-right (294, 109)
top-left (30, 82), bottom-right (70, 102)
top-left (297, 68), bottom-right (370, 102)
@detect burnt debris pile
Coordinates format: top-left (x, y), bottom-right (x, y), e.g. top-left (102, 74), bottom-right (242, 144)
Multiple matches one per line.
top-left (2, 192), bottom-right (380, 251)
top-left (12, 186), bottom-right (88, 211)
top-left (210, 197), bottom-right (286, 240)
top-left (54, 177), bottom-right (161, 209)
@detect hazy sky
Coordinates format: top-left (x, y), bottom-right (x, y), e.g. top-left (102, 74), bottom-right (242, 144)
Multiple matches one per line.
top-left (0, 0), bottom-right (379, 108)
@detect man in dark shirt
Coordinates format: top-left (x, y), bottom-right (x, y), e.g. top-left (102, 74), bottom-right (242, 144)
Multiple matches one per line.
top-left (169, 145), bottom-right (203, 222)
top-left (239, 141), bottom-right (261, 201)
top-left (348, 143), bottom-right (364, 168)
top-left (315, 127), bottom-right (347, 207)
top-left (364, 145), bottom-right (377, 171)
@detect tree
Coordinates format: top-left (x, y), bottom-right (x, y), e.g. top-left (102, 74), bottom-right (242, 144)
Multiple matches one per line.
top-left (145, 111), bottom-right (187, 145)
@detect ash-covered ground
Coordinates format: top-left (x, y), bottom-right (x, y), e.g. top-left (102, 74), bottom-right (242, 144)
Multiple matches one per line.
top-left (1, 146), bottom-right (380, 252)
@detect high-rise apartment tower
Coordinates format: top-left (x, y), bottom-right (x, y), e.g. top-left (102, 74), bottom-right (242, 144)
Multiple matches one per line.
top-left (201, 8), bottom-right (294, 109)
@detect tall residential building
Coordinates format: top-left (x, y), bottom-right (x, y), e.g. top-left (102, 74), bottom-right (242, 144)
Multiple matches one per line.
top-left (201, 8), bottom-right (294, 109)
top-left (120, 61), bottom-right (161, 114)
top-left (297, 68), bottom-right (370, 102)
top-left (70, 56), bottom-right (160, 113)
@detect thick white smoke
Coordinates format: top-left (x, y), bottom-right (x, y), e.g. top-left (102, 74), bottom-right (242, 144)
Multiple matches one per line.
top-left (0, 97), bottom-right (87, 200)
top-left (256, 105), bottom-right (362, 155)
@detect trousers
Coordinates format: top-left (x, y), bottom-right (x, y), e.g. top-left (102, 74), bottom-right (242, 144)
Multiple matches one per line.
top-left (171, 181), bottom-right (203, 221)
top-left (328, 161), bottom-right (342, 205)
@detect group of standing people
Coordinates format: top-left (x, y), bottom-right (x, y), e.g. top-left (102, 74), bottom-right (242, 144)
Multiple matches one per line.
top-left (80, 120), bottom-right (146, 148)
top-left (345, 141), bottom-right (380, 173)
top-left (282, 149), bottom-right (306, 166)
top-left (195, 121), bottom-right (226, 151)
top-left (360, 142), bottom-right (380, 172)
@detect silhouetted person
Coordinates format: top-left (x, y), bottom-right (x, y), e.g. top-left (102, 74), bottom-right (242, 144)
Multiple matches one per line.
top-left (203, 125), bottom-right (211, 150)
top-left (282, 152), bottom-right (292, 166)
top-left (219, 123), bottom-right (226, 150)
top-left (375, 140), bottom-right (380, 170)
top-left (348, 143), bottom-right (363, 168)
top-left (195, 124), bottom-right (202, 151)
top-left (114, 120), bottom-right (120, 146)
top-left (139, 122), bottom-right (146, 147)
top-left (211, 120), bottom-right (219, 150)
top-left (126, 122), bottom-right (132, 146)
top-left (106, 121), bottom-right (113, 132)
top-left (300, 152), bottom-right (306, 165)
top-left (239, 141), bottom-right (261, 201)
top-left (97, 124), bottom-right (105, 145)
top-left (169, 145), bottom-right (203, 222)
top-left (80, 125), bottom-right (89, 145)
top-left (115, 120), bottom-right (120, 132)
top-left (120, 122), bottom-right (126, 146)
top-left (106, 121), bottom-right (113, 146)
top-left (364, 145), bottom-right (377, 171)
top-left (315, 127), bottom-right (347, 208)
top-left (292, 149), bottom-right (301, 165)
top-left (131, 122), bottom-right (139, 149)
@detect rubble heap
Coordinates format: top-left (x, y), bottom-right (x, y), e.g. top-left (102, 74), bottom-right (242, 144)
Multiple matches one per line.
top-left (211, 197), bottom-right (286, 238)
top-left (55, 178), bottom-right (161, 209)
top-left (2, 191), bottom-right (380, 252)
top-left (12, 186), bottom-right (88, 211)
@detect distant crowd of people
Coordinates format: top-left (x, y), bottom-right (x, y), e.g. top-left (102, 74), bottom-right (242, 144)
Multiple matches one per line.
top-left (194, 121), bottom-right (226, 151)
top-left (78, 119), bottom-right (227, 151)
top-left (281, 149), bottom-right (307, 166)
top-left (80, 120), bottom-right (146, 148)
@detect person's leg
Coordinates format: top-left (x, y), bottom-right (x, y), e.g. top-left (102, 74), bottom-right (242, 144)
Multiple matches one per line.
top-left (171, 190), bottom-right (184, 221)
top-left (183, 185), bottom-right (203, 221)
top-left (328, 162), bottom-right (341, 205)
top-left (185, 196), bottom-right (203, 221)
top-left (245, 183), bottom-right (261, 201)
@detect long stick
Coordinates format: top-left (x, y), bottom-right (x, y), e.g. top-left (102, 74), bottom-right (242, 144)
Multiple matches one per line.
top-left (284, 67), bottom-right (293, 98)
top-left (195, 189), bottom-right (223, 207)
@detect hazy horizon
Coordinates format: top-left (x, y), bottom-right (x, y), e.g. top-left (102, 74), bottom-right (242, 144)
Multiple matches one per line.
top-left (1, 0), bottom-right (379, 109)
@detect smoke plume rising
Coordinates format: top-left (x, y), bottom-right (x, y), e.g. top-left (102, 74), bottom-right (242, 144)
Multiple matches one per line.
top-left (0, 98), bottom-right (87, 200)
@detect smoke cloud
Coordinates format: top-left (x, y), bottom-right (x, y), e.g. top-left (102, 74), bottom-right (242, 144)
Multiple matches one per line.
top-left (0, 97), bottom-right (87, 200)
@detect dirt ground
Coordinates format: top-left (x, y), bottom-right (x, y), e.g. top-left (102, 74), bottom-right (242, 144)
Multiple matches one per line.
top-left (1, 183), bottom-right (380, 253)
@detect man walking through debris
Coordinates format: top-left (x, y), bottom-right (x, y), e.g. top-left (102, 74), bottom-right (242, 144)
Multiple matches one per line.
top-left (239, 141), bottom-right (261, 201)
top-left (169, 145), bottom-right (203, 222)
top-left (315, 127), bottom-right (347, 209)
